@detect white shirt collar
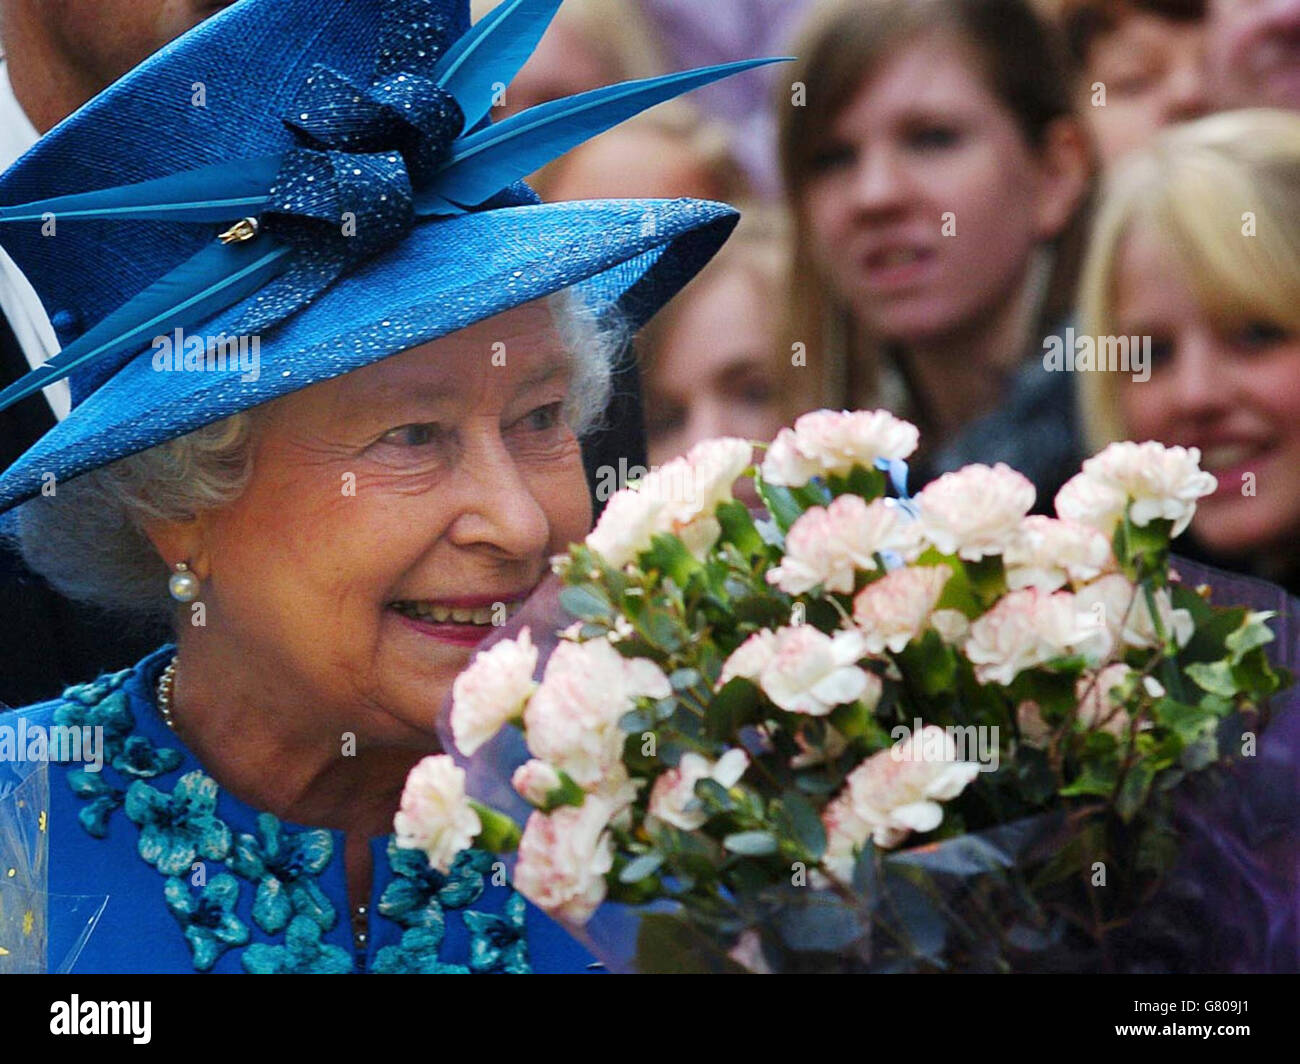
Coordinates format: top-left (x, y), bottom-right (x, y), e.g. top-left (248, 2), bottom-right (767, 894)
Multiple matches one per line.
top-left (0, 58), bottom-right (69, 419)
top-left (0, 60), bottom-right (41, 174)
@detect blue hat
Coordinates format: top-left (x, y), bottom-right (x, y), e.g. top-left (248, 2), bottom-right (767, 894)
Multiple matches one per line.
top-left (0, 0), bottom-right (783, 513)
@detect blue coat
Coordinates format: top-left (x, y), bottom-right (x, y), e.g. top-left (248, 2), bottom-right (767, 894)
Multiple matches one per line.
top-left (0, 645), bottom-right (596, 974)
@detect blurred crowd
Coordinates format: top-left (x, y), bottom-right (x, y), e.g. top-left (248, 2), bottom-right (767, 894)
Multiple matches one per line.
top-left (1, 0), bottom-right (1299, 703)
top-left (499, 0), bottom-right (1300, 597)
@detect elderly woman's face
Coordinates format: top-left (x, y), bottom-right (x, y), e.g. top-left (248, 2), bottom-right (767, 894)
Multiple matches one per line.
top-left (194, 299), bottom-right (592, 742)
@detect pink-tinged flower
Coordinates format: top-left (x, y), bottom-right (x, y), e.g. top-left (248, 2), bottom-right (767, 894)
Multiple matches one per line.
top-left (718, 628), bottom-right (779, 688)
top-left (524, 639), bottom-right (671, 789)
top-left (759, 409), bottom-right (919, 488)
top-left (514, 790), bottom-right (629, 925)
top-left (851, 565), bottom-right (953, 654)
top-left (586, 437), bottom-right (753, 568)
top-left (646, 749), bottom-right (749, 831)
top-left (727, 929), bottom-right (772, 974)
top-left (1075, 663), bottom-right (1138, 738)
top-left (767, 495), bottom-right (920, 595)
top-left (914, 463), bottom-right (1036, 560)
top-left (512, 759), bottom-right (565, 807)
top-left (822, 726), bottom-right (981, 876)
top-left (1016, 701), bottom-right (1053, 748)
top-left (756, 626), bottom-right (876, 716)
top-left (1073, 574), bottom-right (1194, 651)
top-left (964, 587), bottom-right (1110, 686)
top-left (1003, 516), bottom-right (1115, 592)
top-left (393, 756), bottom-right (482, 874)
top-left (1061, 441), bottom-right (1217, 538)
top-left (450, 628), bottom-right (538, 756)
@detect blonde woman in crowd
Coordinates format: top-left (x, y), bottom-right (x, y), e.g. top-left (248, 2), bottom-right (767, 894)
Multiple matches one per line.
top-left (1077, 108), bottom-right (1300, 592)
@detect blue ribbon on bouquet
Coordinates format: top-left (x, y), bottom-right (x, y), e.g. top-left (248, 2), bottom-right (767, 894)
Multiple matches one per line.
top-left (875, 456), bottom-right (918, 570)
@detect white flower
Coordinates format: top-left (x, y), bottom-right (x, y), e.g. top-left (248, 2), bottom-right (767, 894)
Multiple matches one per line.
top-left (767, 495), bottom-right (920, 595)
top-left (759, 409), bottom-right (919, 488)
top-left (964, 587), bottom-right (1110, 686)
top-left (1061, 441), bottom-right (1218, 538)
top-left (1073, 573), bottom-right (1194, 650)
top-left (584, 478), bottom-right (667, 571)
top-left (914, 463), bottom-right (1036, 560)
top-left (647, 749), bottom-right (749, 831)
top-left (524, 639), bottom-right (671, 789)
top-left (822, 726), bottom-right (980, 875)
top-left (450, 628), bottom-right (538, 756)
top-left (1003, 516), bottom-right (1115, 592)
top-left (514, 791), bottom-right (627, 925)
top-left (393, 756), bottom-right (482, 874)
top-left (586, 437), bottom-right (753, 568)
top-left (851, 565), bottom-right (953, 654)
top-left (718, 628), bottom-right (779, 688)
top-left (512, 759), bottom-right (565, 806)
top-left (1054, 471), bottom-right (1128, 536)
top-left (930, 608), bottom-right (971, 646)
top-left (756, 626), bottom-right (876, 716)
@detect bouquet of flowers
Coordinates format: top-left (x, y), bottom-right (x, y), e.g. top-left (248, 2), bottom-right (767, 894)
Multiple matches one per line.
top-left (400, 410), bottom-right (1291, 972)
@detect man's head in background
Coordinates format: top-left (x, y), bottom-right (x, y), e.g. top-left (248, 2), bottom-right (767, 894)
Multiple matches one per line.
top-left (1061, 0), bottom-right (1209, 167)
top-left (0, 0), bottom-right (239, 132)
top-left (1207, 0), bottom-right (1300, 109)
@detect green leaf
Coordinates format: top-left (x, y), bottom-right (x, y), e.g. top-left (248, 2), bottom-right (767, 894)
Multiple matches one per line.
top-left (1179, 728), bottom-right (1218, 771)
top-left (776, 792), bottom-right (827, 861)
top-left (1114, 759), bottom-right (1156, 821)
top-left (618, 852), bottom-right (665, 884)
top-left (716, 499), bottom-right (764, 557)
top-left (793, 770), bottom-right (842, 796)
top-left (772, 891), bottom-right (864, 952)
top-left (1186, 660), bottom-right (1238, 698)
top-left (1151, 697), bottom-right (1218, 742)
top-left (894, 628), bottom-right (957, 696)
top-left (669, 667), bottom-right (702, 691)
top-left (705, 677), bottom-right (760, 741)
top-left (468, 802), bottom-right (522, 852)
top-left (540, 772), bottom-right (586, 811)
top-left (826, 464), bottom-right (886, 501)
top-left (558, 584), bottom-right (611, 622)
top-left (694, 777), bottom-right (735, 814)
top-left (641, 532), bottom-right (700, 586)
top-left (962, 554), bottom-right (1007, 605)
top-left (755, 478), bottom-right (805, 533)
top-left (723, 831), bottom-right (779, 856)
top-left (1060, 763), bottom-right (1117, 799)
top-left (641, 608), bottom-right (685, 652)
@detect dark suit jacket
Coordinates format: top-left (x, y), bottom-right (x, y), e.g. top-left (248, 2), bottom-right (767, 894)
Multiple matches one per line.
top-left (0, 310), bottom-right (161, 706)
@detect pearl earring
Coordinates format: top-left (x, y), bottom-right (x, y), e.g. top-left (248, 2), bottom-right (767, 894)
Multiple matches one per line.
top-left (168, 561), bottom-right (201, 603)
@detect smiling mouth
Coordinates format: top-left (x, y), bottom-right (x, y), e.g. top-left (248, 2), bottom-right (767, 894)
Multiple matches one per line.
top-left (1199, 442), bottom-right (1272, 475)
top-left (388, 599), bottom-right (528, 626)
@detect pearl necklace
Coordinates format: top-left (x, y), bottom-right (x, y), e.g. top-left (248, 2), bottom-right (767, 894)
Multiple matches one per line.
top-left (156, 655), bottom-right (371, 957)
top-left (156, 657), bottom-right (178, 731)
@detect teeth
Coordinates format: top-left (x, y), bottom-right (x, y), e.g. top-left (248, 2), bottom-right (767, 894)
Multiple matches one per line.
top-left (1201, 444), bottom-right (1259, 471)
top-left (392, 599), bottom-right (525, 625)
top-left (878, 248), bottom-right (920, 267)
